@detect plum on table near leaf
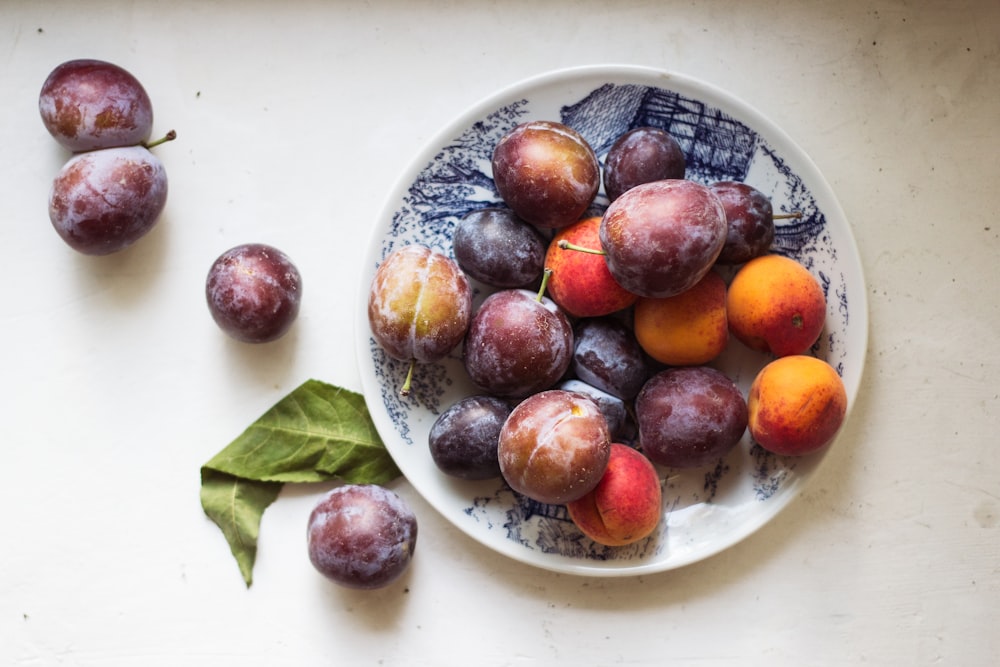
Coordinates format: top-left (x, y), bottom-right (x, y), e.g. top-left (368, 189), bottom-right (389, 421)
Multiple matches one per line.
top-left (307, 484), bottom-right (417, 590)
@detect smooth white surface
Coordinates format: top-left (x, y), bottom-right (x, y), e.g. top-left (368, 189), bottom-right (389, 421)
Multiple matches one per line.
top-left (2, 2), bottom-right (997, 665)
top-left (356, 64), bottom-right (869, 577)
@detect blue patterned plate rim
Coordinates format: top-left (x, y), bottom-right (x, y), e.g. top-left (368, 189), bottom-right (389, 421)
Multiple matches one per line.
top-left (355, 64), bottom-right (868, 577)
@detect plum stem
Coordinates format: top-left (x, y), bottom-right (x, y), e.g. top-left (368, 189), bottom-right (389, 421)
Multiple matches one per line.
top-left (536, 268), bottom-right (553, 302)
top-left (400, 359), bottom-right (416, 397)
top-left (558, 239), bottom-right (606, 256)
top-left (143, 130), bottom-right (177, 149)
top-left (773, 211), bottom-right (803, 220)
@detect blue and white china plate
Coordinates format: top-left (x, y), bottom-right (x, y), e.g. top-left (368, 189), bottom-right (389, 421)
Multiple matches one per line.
top-left (356, 65), bottom-right (867, 576)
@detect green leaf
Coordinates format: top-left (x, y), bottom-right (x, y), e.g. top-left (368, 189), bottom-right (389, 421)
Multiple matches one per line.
top-left (200, 469), bottom-right (282, 587)
top-left (200, 379), bottom-right (402, 586)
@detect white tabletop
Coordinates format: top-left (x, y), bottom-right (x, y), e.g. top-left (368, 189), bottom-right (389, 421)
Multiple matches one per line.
top-left (2, 1), bottom-right (998, 665)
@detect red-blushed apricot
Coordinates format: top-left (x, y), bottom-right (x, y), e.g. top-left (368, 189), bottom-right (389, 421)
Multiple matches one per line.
top-left (633, 269), bottom-right (728, 366)
top-left (726, 254), bottom-right (826, 357)
top-left (748, 355), bottom-right (847, 456)
top-left (566, 444), bottom-right (662, 547)
top-left (545, 216), bottom-right (638, 318)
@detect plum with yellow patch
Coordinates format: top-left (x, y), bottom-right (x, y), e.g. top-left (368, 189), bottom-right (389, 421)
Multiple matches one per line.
top-left (368, 244), bottom-right (472, 394)
top-left (748, 355), bottom-right (847, 456)
top-left (633, 269), bottom-right (728, 366)
top-left (726, 254), bottom-right (826, 357)
top-left (566, 443), bottom-right (662, 547)
top-left (545, 216), bottom-right (638, 318)
top-left (497, 389), bottom-right (611, 505)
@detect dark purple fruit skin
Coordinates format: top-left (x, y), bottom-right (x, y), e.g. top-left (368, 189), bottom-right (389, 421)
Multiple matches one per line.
top-left (453, 208), bottom-right (547, 288)
top-left (463, 289), bottom-right (573, 398)
top-left (307, 484), bottom-right (417, 590)
top-left (710, 181), bottom-right (775, 265)
top-left (558, 379), bottom-right (628, 442)
top-left (39, 59), bottom-right (153, 153)
top-left (48, 145), bottom-right (167, 255)
top-left (599, 179), bottom-right (727, 298)
top-left (572, 317), bottom-right (649, 401)
top-left (428, 395), bottom-right (510, 480)
top-left (491, 120), bottom-right (600, 229)
top-left (636, 366), bottom-right (748, 469)
top-left (603, 127), bottom-right (686, 201)
top-left (206, 243), bottom-right (302, 343)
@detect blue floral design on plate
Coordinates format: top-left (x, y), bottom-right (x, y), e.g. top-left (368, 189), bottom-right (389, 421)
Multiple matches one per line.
top-left (357, 66), bottom-right (866, 575)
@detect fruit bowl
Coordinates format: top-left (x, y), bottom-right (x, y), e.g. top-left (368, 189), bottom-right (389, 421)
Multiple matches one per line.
top-left (355, 65), bottom-right (867, 576)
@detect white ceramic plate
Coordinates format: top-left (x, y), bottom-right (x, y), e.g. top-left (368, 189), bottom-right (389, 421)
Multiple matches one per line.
top-left (356, 65), bottom-right (867, 576)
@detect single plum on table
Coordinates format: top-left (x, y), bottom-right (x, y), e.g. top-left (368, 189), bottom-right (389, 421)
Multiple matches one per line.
top-left (206, 243), bottom-right (302, 343)
top-left (603, 127), bottom-right (686, 201)
top-left (452, 208), bottom-right (547, 288)
top-left (48, 145), bottom-right (168, 255)
top-left (307, 484), bottom-right (417, 590)
top-left (39, 59), bottom-right (154, 153)
top-left (497, 389), bottom-right (611, 505)
top-left (492, 120), bottom-right (600, 229)
top-left (462, 275), bottom-right (573, 399)
top-left (636, 366), bottom-right (748, 469)
top-left (599, 179), bottom-right (727, 298)
top-left (428, 395), bottom-right (510, 480)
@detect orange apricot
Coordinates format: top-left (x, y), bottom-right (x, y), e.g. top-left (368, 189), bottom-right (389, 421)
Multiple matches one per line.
top-left (748, 355), bottom-right (847, 456)
top-left (726, 254), bottom-right (826, 357)
top-left (633, 269), bottom-right (728, 366)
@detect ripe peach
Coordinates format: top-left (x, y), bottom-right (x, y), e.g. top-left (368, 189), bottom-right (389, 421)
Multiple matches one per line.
top-left (726, 254), bottom-right (826, 357)
top-left (566, 444), bottom-right (662, 547)
top-left (497, 389), bottom-right (611, 505)
top-left (748, 355), bottom-right (847, 456)
top-left (545, 216), bottom-right (638, 318)
top-left (633, 269), bottom-right (728, 366)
